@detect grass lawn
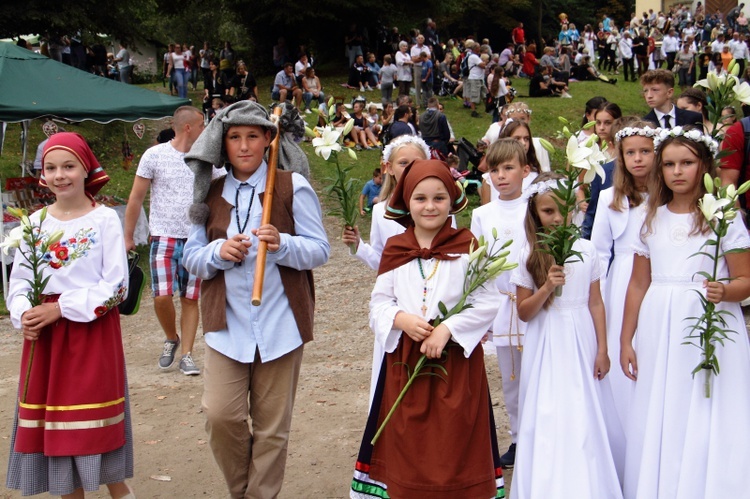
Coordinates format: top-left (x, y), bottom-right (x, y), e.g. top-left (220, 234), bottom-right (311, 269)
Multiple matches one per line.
top-left (0, 71), bottom-right (656, 311)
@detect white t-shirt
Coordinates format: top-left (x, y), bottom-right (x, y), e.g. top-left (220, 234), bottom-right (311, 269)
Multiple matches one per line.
top-left (295, 60), bottom-right (310, 77)
top-left (136, 142), bottom-right (224, 238)
top-left (467, 53), bottom-right (484, 80)
top-left (410, 44), bottom-right (431, 67)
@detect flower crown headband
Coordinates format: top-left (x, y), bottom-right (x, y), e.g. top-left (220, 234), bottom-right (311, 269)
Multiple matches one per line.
top-left (504, 106), bottom-right (532, 117)
top-left (382, 135), bottom-right (431, 163)
top-left (615, 126), bottom-right (660, 143)
top-left (521, 179), bottom-right (564, 201)
top-left (652, 126), bottom-right (719, 156)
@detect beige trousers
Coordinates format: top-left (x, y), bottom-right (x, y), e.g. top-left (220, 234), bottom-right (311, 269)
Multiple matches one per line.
top-left (202, 345), bottom-right (304, 499)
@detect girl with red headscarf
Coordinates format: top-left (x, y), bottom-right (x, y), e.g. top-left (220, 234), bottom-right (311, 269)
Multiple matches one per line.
top-left (6, 132), bottom-right (134, 498)
top-left (350, 159), bottom-right (504, 499)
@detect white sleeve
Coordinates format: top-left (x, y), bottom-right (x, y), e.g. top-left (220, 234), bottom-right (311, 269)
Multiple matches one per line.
top-left (510, 245), bottom-right (534, 290)
top-left (369, 270), bottom-right (403, 353)
top-left (57, 212), bottom-right (129, 323)
top-left (440, 274), bottom-right (498, 357)
top-left (590, 199), bottom-right (613, 280)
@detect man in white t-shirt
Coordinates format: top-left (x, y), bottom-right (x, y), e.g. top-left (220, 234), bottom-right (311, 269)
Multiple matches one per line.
top-left (125, 106), bottom-right (222, 376)
top-left (464, 40), bottom-right (487, 118)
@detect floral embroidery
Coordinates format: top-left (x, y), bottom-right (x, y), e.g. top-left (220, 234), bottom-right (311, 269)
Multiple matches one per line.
top-left (94, 280), bottom-right (128, 317)
top-left (42, 227), bottom-right (96, 269)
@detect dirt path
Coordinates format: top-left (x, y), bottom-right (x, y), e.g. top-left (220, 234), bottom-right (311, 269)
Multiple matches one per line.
top-left (0, 213), bottom-right (513, 498)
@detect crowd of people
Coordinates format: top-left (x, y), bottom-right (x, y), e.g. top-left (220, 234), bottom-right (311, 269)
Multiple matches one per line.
top-left (6, 5), bottom-right (750, 499)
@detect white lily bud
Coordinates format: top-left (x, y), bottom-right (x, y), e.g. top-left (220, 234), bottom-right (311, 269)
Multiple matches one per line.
top-left (347, 147), bottom-right (357, 160)
top-left (538, 138), bottom-right (555, 154)
top-left (342, 118), bottom-right (355, 136)
top-left (704, 173), bottom-right (714, 194)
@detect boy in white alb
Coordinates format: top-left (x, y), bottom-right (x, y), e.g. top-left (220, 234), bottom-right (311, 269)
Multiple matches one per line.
top-left (470, 138), bottom-right (530, 467)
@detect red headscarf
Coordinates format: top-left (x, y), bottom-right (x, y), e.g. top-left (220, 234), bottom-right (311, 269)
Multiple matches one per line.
top-left (379, 159), bottom-right (474, 275)
top-left (40, 132), bottom-right (110, 203)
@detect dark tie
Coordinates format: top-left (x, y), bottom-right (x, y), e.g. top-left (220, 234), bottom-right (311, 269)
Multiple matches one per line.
top-left (663, 114), bottom-right (672, 128)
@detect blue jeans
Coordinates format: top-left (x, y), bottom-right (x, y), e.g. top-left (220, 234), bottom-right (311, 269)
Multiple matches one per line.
top-left (119, 66), bottom-right (132, 84)
top-left (174, 68), bottom-right (188, 98)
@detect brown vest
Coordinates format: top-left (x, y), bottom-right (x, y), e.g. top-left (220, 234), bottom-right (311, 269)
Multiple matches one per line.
top-left (200, 171), bottom-right (315, 343)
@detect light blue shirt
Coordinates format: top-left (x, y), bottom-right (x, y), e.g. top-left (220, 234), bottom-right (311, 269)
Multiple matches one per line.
top-left (183, 162), bottom-right (330, 363)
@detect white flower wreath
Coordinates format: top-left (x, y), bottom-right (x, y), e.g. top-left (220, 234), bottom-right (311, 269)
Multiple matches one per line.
top-left (521, 179), bottom-right (564, 201)
top-left (653, 126), bottom-right (719, 156)
top-left (382, 135), bottom-right (431, 163)
top-left (614, 126), bottom-right (660, 143)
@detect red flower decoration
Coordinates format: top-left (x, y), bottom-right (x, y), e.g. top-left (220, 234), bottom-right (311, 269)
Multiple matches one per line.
top-left (94, 306), bottom-right (108, 317)
top-left (69, 238), bottom-right (76, 244)
top-left (50, 261), bottom-right (62, 269)
top-left (54, 247), bottom-right (69, 260)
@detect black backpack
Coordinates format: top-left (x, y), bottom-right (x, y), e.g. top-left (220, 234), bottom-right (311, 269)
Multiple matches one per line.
top-left (460, 53), bottom-right (472, 78)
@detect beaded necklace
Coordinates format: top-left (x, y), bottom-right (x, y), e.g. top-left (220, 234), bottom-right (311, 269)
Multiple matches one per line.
top-left (417, 258), bottom-right (440, 316)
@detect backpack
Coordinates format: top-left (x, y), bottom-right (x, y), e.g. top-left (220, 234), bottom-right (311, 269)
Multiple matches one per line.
top-left (460, 53), bottom-right (472, 78)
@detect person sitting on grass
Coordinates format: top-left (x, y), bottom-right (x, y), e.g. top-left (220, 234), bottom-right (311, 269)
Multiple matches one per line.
top-left (529, 65), bottom-right (569, 97)
top-left (359, 168), bottom-right (383, 215)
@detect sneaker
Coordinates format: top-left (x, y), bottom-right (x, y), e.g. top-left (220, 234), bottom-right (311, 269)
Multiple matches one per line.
top-left (179, 353), bottom-right (201, 376)
top-left (158, 339), bottom-right (180, 370)
top-left (562, 92), bottom-right (573, 98)
top-left (471, 110), bottom-right (480, 118)
top-left (499, 443), bottom-right (516, 468)
top-left (360, 86), bottom-right (365, 92)
top-left (305, 108), bottom-right (312, 114)
top-left (609, 78), bottom-right (618, 85)
top-left (355, 144), bottom-right (363, 151)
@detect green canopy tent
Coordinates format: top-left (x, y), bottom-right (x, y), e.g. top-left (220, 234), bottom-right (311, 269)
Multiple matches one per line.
top-left (0, 41), bottom-right (189, 294)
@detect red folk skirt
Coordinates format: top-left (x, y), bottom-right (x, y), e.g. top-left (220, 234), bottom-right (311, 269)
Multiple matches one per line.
top-left (365, 336), bottom-right (502, 499)
top-left (14, 298), bottom-right (126, 457)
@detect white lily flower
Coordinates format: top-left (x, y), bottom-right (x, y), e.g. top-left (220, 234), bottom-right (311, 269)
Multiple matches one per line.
top-left (0, 226), bottom-right (24, 255)
top-left (565, 135), bottom-right (592, 170)
top-left (699, 193), bottom-right (731, 222)
top-left (311, 127), bottom-right (342, 160)
top-left (735, 81), bottom-right (750, 105)
top-left (726, 183), bottom-right (737, 199)
top-left (581, 143), bottom-right (607, 184)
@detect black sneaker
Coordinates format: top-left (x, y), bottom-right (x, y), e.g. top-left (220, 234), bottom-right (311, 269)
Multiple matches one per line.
top-left (158, 339), bottom-right (180, 370)
top-left (471, 110), bottom-right (480, 118)
top-left (499, 443), bottom-right (516, 468)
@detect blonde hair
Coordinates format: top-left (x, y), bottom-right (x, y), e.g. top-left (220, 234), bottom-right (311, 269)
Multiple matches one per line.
top-left (485, 138), bottom-right (527, 169)
top-left (523, 172), bottom-right (566, 309)
top-left (380, 139), bottom-right (430, 201)
top-left (611, 118), bottom-right (655, 212)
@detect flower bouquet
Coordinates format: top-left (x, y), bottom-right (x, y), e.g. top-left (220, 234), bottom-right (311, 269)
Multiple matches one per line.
top-left (0, 207), bottom-right (64, 402)
top-left (684, 173), bottom-right (750, 397)
top-left (371, 233), bottom-right (518, 445)
top-left (694, 61), bottom-right (750, 141)
top-left (306, 99), bottom-right (360, 253)
top-left (537, 121), bottom-right (607, 295)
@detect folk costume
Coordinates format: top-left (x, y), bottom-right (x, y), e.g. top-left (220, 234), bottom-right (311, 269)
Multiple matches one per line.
top-left (351, 160), bottom-right (504, 499)
top-left (6, 132), bottom-right (133, 496)
top-left (183, 101), bottom-right (329, 498)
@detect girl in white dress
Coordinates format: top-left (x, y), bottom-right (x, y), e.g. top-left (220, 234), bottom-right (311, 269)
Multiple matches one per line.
top-left (342, 135), bottom-right (430, 405)
top-left (590, 120), bottom-right (658, 480)
top-left (6, 133), bottom-right (134, 498)
top-left (620, 128), bottom-right (750, 499)
top-left (511, 173), bottom-right (622, 499)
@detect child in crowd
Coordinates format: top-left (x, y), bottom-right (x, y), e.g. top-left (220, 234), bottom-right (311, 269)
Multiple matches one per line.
top-left (590, 120), bottom-right (657, 480)
top-left (182, 101), bottom-right (330, 498)
top-left (420, 51), bottom-right (434, 108)
top-left (595, 102), bottom-right (623, 161)
top-left (6, 132), bottom-right (134, 498)
top-left (480, 120), bottom-right (542, 204)
top-left (367, 104), bottom-right (382, 136)
top-left (342, 136), bottom-right (431, 404)
top-left (577, 96), bottom-right (609, 143)
top-left (641, 69), bottom-right (703, 129)
top-left (379, 55), bottom-right (397, 105)
top-left (620, 127), bottom-right (750, 499)
top-left (470, 138), bottom-right (531, 468)
top-left (209, 97), bottom-right (225, 121)
top-left (350, 100), bottom-right (379, 151)
top-left (350, 159), bottom-right (504, 499)
top-left (365, 52), bottom-right (381, 90)
top-left (510, 173), bottom-right (622, 499)
top-left (359, 168), bottom-right (383, 215)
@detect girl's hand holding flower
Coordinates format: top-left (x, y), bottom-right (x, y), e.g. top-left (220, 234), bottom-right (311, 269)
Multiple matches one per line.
top-left (394, 311), bottom-right (434, 342)
top-left (342, 226), bottom-right (360, 248)
top-left (703, 280), bottom-right (725, 304)
top-left (544, 264), bottom-right (566, 292)
top-left (420, 324), bottom-right (451, 359)
top-left (21, 303), bottom-right (62, 339)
